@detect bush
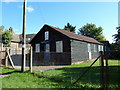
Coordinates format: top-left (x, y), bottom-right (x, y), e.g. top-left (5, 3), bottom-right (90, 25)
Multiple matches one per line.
top-left (108, 51), bottom-right (120, 60)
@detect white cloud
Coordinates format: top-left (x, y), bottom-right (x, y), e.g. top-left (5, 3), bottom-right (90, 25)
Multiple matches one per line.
top-left (19, 5), bottom-right (34, 13)
top-left (26, 6), bottom-right (34, 12)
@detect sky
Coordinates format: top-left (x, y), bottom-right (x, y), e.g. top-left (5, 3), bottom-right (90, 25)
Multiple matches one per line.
top-left (0, 1), bottom-right (119, 43)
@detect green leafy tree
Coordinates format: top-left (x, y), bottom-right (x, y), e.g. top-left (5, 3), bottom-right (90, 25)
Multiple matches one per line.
top-left (110, 43), bottom-right (120, 51)
top-left (0, 26), bottom-right (4, 31)
top-left (0, 26), bottom-right (4, 43)
top-left (64, 23), bottom-right (76, 33)
top-left (113, 27), bottom-right (120, 44)
top-left (2, 27), bottom-right (13, 47)
top-left (78, 23), bottom-right (106, 41)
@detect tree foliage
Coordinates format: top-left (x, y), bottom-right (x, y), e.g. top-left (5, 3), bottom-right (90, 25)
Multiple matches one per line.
top-left (110, 43), bottom-right (120, 51)
top-left (64, 23), bottom-right (76, 33)
top-left (78, 23), bottom-right (106, 41)
top-left (0, 26), bottom-right (13, 46)
top-left (0, 26), bottom-right (4, 43)
top-left (0, 26), bottom-right (4, 31)
top-left (112, 27), bottom-right (120, 44)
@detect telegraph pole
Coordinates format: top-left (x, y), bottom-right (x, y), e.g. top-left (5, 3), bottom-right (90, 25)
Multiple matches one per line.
top-left (21, 0), bottom-right (27, 72)
top-left (117, 1), bottom-right (120, 44)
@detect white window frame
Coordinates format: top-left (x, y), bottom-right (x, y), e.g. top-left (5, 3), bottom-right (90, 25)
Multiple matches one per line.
top-left (35, 44), bottom-right (40, 53)
top-left (88, 44), bottom-right (91, 52)
top-left (94, 44), bottom-right (97, 52)
top-left (101, 45), bottom-right (104, 51)
top-left (98, 45), bottom-right (101, 51)
top-left (56, 41), bottom-right (63, 53)
top-left (98, 45), bottom-right (103, 51)
top-left (45, 31), bottom-right (49, 40)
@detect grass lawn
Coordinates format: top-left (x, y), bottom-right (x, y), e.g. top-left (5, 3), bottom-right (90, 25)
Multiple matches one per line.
top-left (0, 59), bottom-right (120, 88)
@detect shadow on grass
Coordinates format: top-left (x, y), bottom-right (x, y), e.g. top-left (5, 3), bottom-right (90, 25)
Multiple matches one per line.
top-left (1, 71), bottom-right (21, 76)
top-left (1, 65), bottom-right (120, 88)
top-left (37, 66), bottom-right (120, 88)
top-left (1, 68), bottom-right (30, 76)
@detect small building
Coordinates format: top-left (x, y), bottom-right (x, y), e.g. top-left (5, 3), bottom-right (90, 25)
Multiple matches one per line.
top-left (30, 24), bottom-right (103, 65)
top-left (19, 34), bottom-right (36, 43)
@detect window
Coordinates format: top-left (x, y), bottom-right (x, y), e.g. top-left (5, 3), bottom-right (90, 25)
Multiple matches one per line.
top-left (56, 41), bottom-right (63, 52)
top-left (35, 44), bottom-right (40, 53)
top-left (26, 38), bottom-right (31, 42)
top-left (88, 44), bottom-right (91, 52)
top-left (45, 31), bottom-right (49, 40)
top-left (98, 45), bottom-right (103, 51)
top-left (45, 44), bottom-right (50, 52)
top-left (98, 45), bottom-right (100, 51)
top-left (94, 44), bottom-right (97, 52)
top-left (101, 45), bottom-right (104, 51)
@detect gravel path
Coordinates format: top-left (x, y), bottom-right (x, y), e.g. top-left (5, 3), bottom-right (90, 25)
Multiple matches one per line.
top-left (10, 65), bottom-right (68, 71)
top-left (32, 65), bottom-right (67, 71)
top-left (0, 65), bottom-right (67, 78)
top-left (0, 73), bottom-right (9, 78)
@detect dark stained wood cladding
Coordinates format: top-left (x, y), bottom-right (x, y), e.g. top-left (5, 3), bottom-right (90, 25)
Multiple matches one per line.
top-left (30, 25), bottom-right (71, 65)
top-left (49, 26), bottom-right (71, 52)
top-left (30, 25), bottom-right (71, 53)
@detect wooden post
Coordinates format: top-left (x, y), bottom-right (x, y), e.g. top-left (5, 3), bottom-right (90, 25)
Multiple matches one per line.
top-left (5, 48), bottom-right (15, 68)
top-left (105, 51), bottom-right (109, 89)
top-left (29, 46), bottom-right (33, 72)
top-left (5, 48), bottom-right (8, 67)
top-left (1, 43), bottom-right (3, 51)
top-left (21, 0), bottom-right (27, 72)
top-left (100, 51), bottom-right (105, 89)
top-left (7, 48), bottom-right (15, 68)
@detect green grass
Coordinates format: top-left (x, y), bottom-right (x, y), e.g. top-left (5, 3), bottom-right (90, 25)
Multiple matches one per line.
top-left (0, 59), bottom-right (120, 88)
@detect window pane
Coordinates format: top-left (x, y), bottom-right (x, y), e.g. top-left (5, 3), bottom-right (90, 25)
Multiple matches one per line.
top-left (45, 31), bottom-right (49, 40)
top-left (56, 41), bottom-right (63, 52)
top-left (45, 44), bottom-right (50, 52)
top-left (94, 44), bottom-right (97, 52)
top-left (101, 45), bottom-right (104, 51)
top-left (35, 44), bottom-right (40, 53)
top-left (98, 45), bottom-right (101, 51)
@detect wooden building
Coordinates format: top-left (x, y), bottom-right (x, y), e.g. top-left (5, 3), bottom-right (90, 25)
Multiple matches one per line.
top-left (30, 24), bottom-right (103, 65)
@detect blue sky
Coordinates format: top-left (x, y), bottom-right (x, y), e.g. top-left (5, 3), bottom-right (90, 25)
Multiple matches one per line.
top-left (1, 2), bottom-right (118, 43)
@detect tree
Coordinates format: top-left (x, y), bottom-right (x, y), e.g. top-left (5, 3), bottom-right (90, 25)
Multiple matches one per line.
top-left (64, 23), bottom-right (76, 33)
top-left (78, 23), bottom-right (106, 41)
top-left (0, 26), bottom-right (4, 43)
top-left (113, 26), bottom-right (120, 44)
top-left (1, 27), bottom-right (13, 47)
top-left (110, 43), bottom-right (120, 51)
top-left (0, 26), bottom-right (4, 31)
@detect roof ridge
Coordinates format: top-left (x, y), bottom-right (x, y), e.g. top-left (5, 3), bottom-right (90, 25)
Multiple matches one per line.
top-left (46, 24), bottom-right (102, 44)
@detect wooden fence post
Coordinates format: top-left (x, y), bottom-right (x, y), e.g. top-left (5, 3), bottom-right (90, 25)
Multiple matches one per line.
top-left (29, 46), bottom-right (33, 72)
top-left (1, 43), bottom-right (3, 51)
top-left (7, 48), bottom-right (15, 69)
top-left (100, 51), bottom-right (105, 89)
top-left (105, 51), bottom-right (109, 89)
top-left (5, 48), bottom-right (8, 67)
